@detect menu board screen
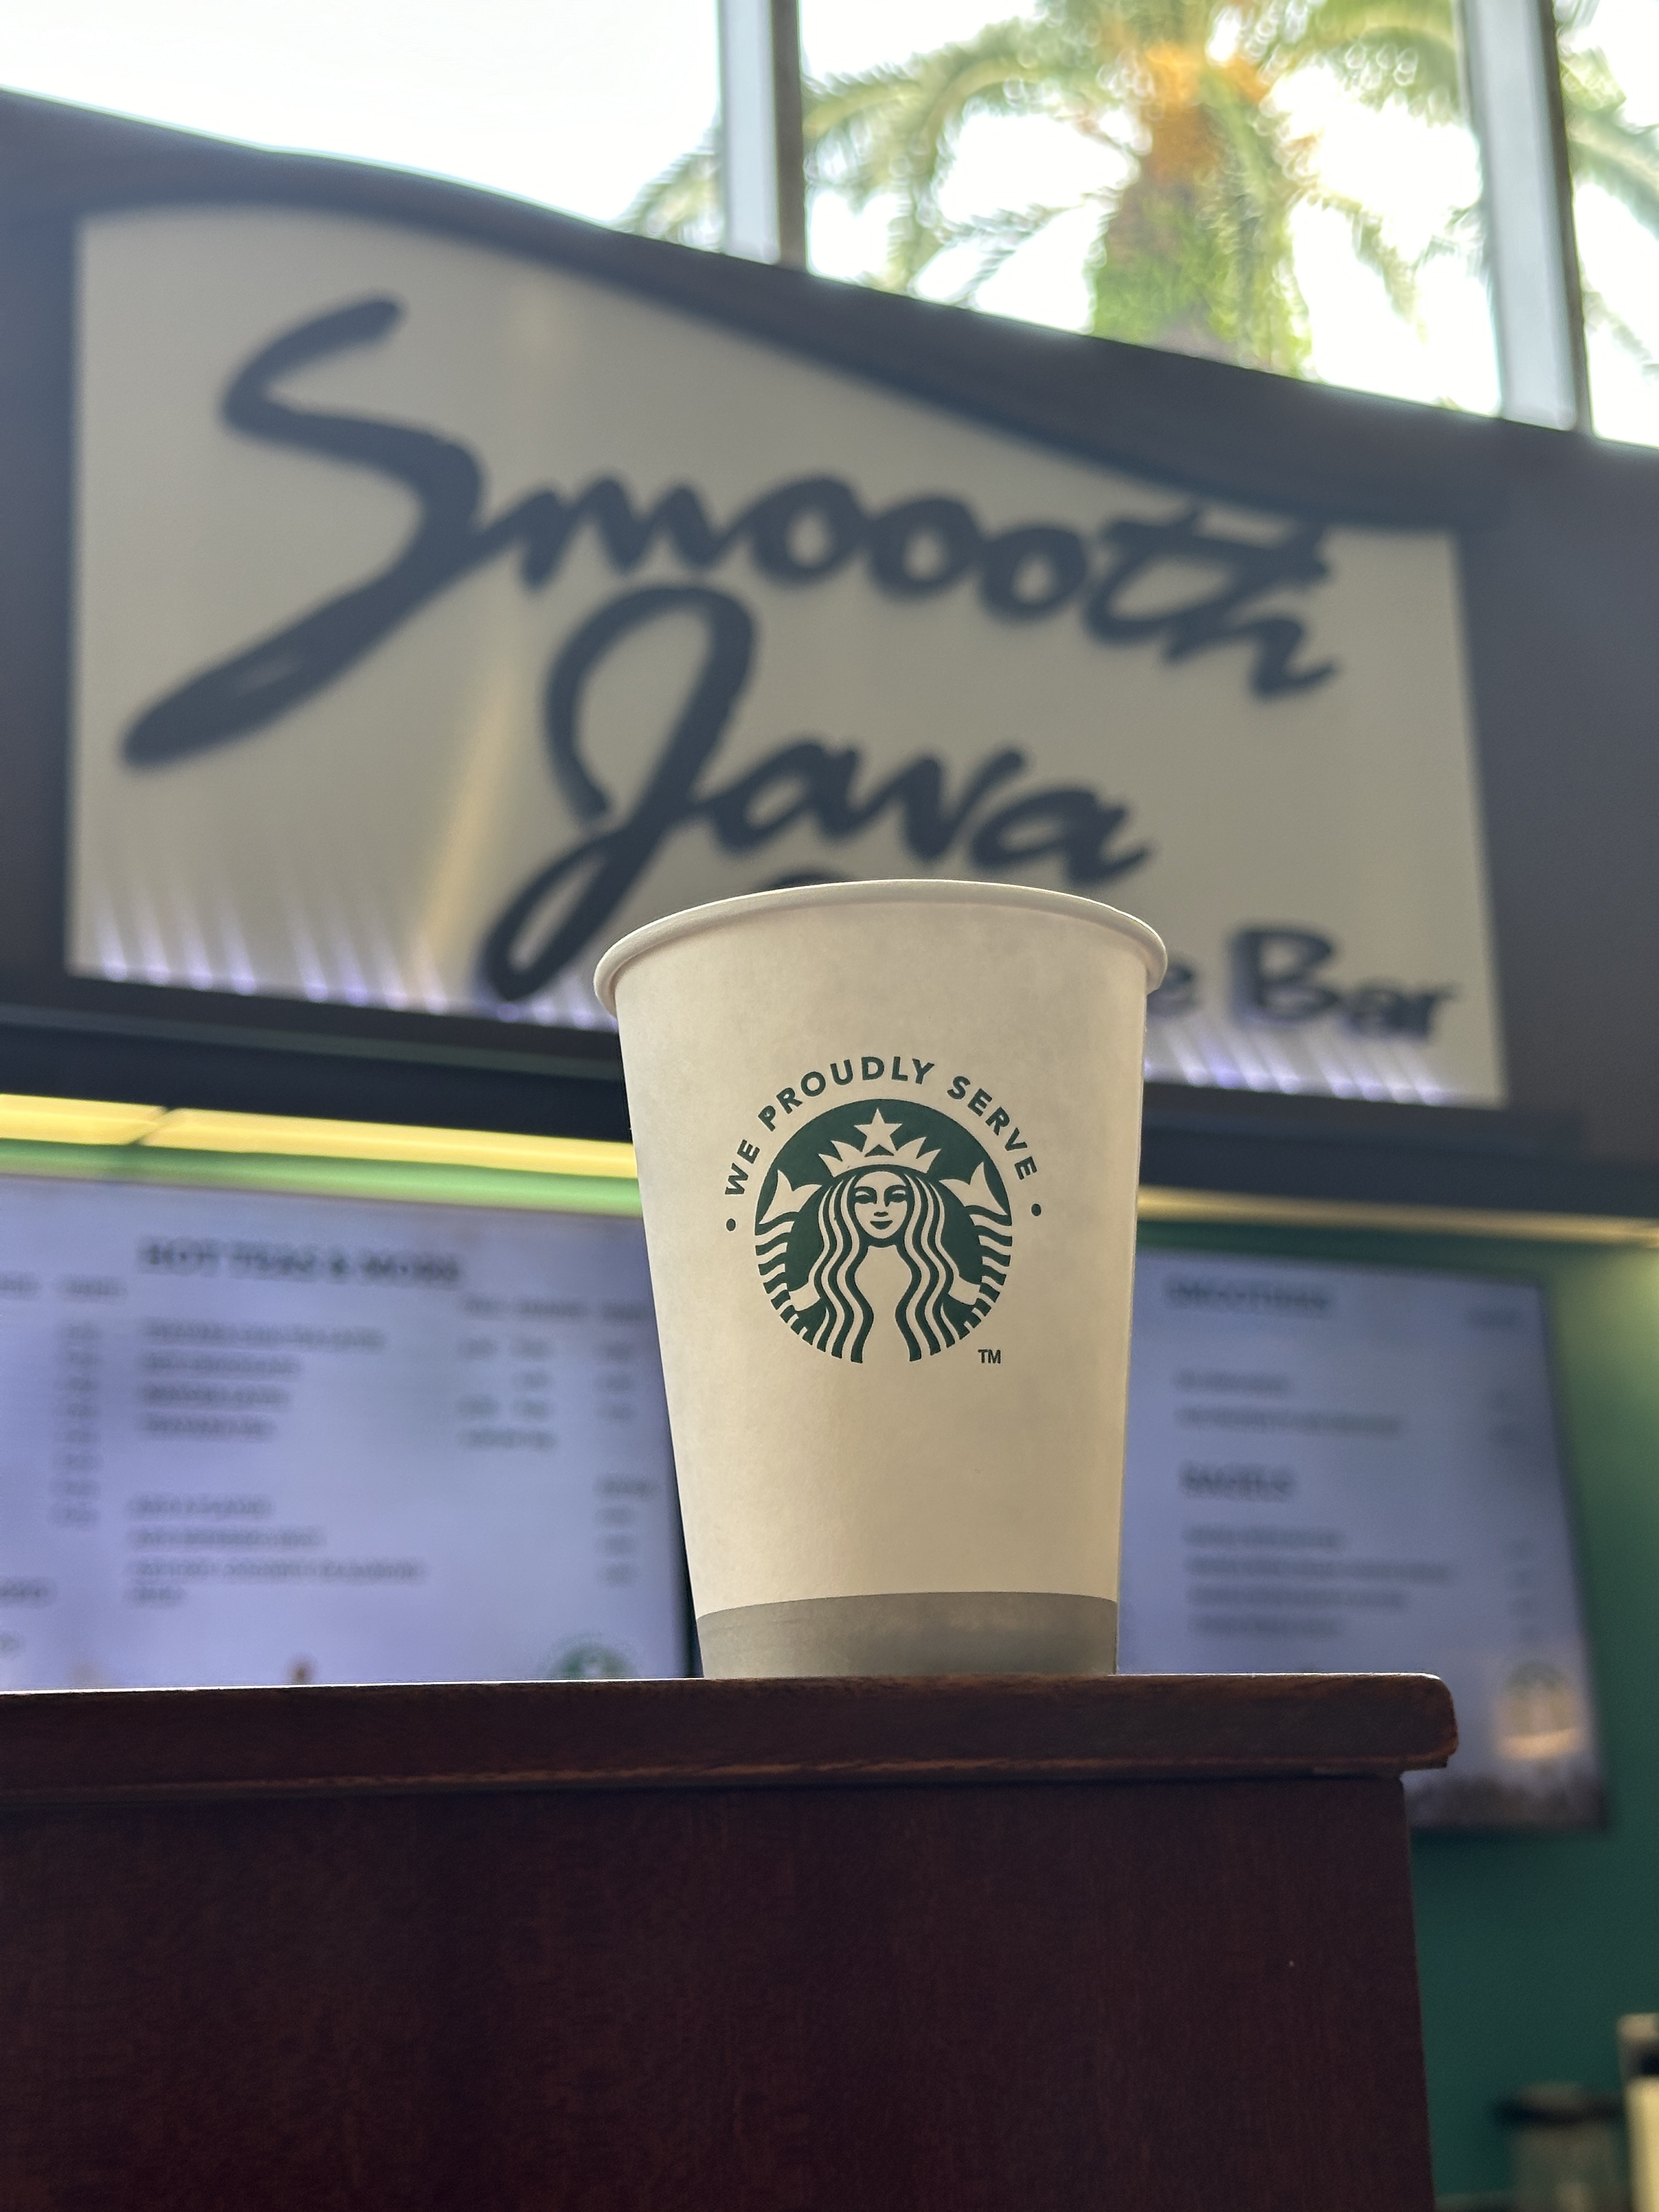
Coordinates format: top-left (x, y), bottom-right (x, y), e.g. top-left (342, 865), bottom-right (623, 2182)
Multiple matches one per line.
top-left (0, 1172), bottom-right (685, 1689)
top-left (1119, 1250), bottom-right (1602, 1828)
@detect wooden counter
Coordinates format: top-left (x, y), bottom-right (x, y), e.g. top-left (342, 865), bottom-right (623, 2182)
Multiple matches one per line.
top-left (0, 1672), bottom-right (1454, 2210)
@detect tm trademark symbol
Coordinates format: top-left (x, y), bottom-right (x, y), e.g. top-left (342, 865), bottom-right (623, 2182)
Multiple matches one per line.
top-left (979, 1347), bottom-right (1001, 1365)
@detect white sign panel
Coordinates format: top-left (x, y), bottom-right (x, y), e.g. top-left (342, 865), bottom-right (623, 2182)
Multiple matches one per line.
top-left (0, 1172), bottom-right (682, 1689)
top-left (1119, 1250), bottom-right (1601, 1825)
top-left (72, 207), bottom-right (1503, 1104)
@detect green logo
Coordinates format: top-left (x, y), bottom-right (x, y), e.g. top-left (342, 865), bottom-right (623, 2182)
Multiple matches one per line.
top-left (544, 1640), bottom-right (635, 1680)
top-left (755, 1099), bottom-right (1012, 1363)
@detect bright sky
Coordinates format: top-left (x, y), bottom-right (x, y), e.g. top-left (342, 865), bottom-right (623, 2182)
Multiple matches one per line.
top-left (0, 0), bottom-right (1651, 445)
top-left (0, 0), bottom-right (718, 223)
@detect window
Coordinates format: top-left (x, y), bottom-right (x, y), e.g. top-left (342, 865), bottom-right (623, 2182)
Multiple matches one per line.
top-left (8, 0), bottom-right (1658, 449)
top-left (0, 0), bottom-right (719, 230)
top-left (1557, 0), bottom-right (1659, 446)
top-left (798, 0), bottom-right (1498, 413)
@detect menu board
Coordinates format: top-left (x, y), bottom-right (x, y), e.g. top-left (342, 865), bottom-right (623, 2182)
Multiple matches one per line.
top-left (0, 1172), bottom-right (685, 1689)
top-left (1119, 1250), bottom-right (1602, 1827)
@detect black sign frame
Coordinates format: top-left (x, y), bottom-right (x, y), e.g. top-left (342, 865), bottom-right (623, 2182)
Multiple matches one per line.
top-left (1, 89), bottom-right (1656, 1159)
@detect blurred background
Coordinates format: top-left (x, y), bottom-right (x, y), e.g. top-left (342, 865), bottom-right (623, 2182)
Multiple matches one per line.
top-left (2, 0), bottom-right (1652, 441)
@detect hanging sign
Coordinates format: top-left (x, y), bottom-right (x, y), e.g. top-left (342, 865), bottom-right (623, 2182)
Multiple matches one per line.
top-left (68, 201), bottom-right (1503, 1103)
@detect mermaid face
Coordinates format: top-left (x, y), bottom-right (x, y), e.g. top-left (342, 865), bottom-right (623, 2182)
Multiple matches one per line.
top-left (850, 1170), bottom-right (912, 1245)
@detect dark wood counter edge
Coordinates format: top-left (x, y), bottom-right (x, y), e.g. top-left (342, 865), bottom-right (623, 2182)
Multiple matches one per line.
top-left (0, 1673), bottom-right (1455, 1808)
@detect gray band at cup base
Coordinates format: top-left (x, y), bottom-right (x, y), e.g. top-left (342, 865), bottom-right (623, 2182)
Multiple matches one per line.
top-left (695, 1591), bottom-right (1119, 1679)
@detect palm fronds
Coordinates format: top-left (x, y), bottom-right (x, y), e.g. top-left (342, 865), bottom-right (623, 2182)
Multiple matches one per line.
top-left (624, 131), bottom-right (720, 247)
top-left (620, 0), bottom-right (1659, 391)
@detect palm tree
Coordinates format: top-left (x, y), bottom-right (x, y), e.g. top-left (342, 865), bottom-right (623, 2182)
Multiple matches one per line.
top-left (1555, 0), bottom-right (1659, 367)
top-left (627, 0), bottom-right (1659, 382)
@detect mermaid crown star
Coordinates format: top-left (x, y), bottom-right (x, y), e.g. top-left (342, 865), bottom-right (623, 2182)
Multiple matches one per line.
top-left (820, 1107), bottom-right (939, 1177)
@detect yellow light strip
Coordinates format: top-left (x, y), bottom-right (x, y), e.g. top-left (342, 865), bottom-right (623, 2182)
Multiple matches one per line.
top-left (1138, 1185), bottom-right (1659, 1249)
top-left (1, 1100), bottom-right (1652, 1241)
top-left (138, 1109), bottom-right (637, 1180)
top-left (0, 1093), bottom-right (167, 1146)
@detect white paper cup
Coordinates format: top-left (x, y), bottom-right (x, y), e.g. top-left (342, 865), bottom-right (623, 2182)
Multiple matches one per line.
top-left (595, 881), bottom-right (1165, 1678)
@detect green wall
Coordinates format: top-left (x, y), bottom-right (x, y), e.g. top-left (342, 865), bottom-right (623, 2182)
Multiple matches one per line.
top-left (1139, 1221), bottom-right (1659, 2197)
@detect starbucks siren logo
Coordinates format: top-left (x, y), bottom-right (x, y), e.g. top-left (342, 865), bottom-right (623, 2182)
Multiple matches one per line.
top-left (754, 1099), bottom-right (1013, 1362)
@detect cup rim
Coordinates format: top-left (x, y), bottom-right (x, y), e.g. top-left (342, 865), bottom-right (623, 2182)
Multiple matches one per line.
top-left (594, 878), bottom-right (1168, 1014)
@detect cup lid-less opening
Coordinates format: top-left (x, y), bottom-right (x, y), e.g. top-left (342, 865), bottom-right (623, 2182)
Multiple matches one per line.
top-left (594, 878), bottom-right (1167, 1014)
